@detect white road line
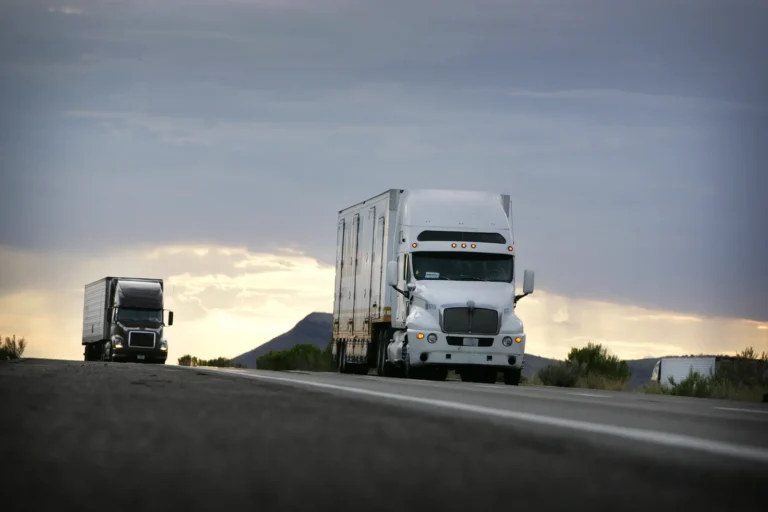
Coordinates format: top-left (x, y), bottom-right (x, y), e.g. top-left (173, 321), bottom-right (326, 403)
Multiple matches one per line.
top-left (192, 367), bottom-right (768, 464)
top-left (715, 407), bottom-right (768, 415)
top-left (568, 392), bottom-right (610, 398)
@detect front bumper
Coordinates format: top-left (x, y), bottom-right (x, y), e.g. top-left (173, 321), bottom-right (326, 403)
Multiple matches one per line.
top-left (406, 329), bottom-right (525, 369)
top-left (113, 346), bottom-right (167, 363)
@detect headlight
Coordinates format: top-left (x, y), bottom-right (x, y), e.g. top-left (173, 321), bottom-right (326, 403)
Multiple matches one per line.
top-left (160, 339), bottom-right (168, 351)
top-left (112, 336), bottom-right (123, 348)
top-left (427, 333), bottom-right (437, 343)
top-left (502, 336), bottom-right (513, 347)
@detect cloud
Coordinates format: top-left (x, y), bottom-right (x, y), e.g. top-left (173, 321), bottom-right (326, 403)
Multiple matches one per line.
top-left (0, 244), bottom-right (766, 364)
top-left (48, 7), bottom-right (84, 15)
top-left (0, 0), bottom-right (766, 328)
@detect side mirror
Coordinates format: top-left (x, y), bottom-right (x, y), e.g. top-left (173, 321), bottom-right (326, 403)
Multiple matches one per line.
top-left (387, 261), bottom-right (398, 287)
top-left (406, 282), bottom-right (416, 292)
top-left (168, 311), bottom-right (174, 326)
top-left (522, 270), bottom-right (535, 295)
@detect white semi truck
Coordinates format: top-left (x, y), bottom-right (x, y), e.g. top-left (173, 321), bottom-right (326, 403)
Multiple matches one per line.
top-left (331, 188), bottom-right (535, 384)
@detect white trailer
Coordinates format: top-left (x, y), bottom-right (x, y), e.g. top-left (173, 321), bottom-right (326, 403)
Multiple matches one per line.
top-left (331, 188), bottom-right (535, 384)
top-left (650, 357), bottom-right (716, 386)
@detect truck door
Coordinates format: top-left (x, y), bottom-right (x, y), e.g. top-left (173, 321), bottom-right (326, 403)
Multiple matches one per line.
top-left (369, 215), bottom-right (385, 320)
top-left (334, 219), bottom-right (346, 333)
top-left (349, 213), bottom-right (361, 334)
top-left (395, 253), bottom-right (411, 327)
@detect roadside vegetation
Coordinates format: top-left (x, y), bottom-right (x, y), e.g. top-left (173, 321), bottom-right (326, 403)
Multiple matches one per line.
top-left (256, 343), bottom-right (335, 371)
top-left (220, 338), bottom-right (768, 402)
top-left (0, 334), bottom-right (27, 360)
top-left (642, 347), bottom-right (768, 402)
top-left (534, 342), bottom-right (631, 391)
top-left (177, 354), bottom-right (246, 368)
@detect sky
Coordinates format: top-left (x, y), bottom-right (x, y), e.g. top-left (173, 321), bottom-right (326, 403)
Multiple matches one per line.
top-left (1, 0), bottom-right (766, 363)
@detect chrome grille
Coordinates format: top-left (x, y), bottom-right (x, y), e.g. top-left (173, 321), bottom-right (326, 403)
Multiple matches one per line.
top-left (128, 331), bottom-right (156, 348)
top-left (442, 307), bottom-right (499, 335)
top-left (446, 336), bottom-right (494, 347)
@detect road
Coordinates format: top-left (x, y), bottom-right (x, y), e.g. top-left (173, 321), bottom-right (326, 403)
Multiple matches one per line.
top-left (1, 359), bottom-right (766, 511)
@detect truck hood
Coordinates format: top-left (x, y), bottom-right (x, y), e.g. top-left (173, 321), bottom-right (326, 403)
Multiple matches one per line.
top-left (412, 280), bottom-right (514, 312)
top-left (408, 280), bottom-right (523, 333)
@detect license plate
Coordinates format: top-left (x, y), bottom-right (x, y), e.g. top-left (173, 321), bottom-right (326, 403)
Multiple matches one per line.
top-left (137, 355), bottom-right (145, 360)
top-left (463, 338), bottom-right (479, 347)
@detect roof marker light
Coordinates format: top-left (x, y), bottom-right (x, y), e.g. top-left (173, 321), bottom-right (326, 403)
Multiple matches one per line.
top-left (461, 243), bottom-right (467, 248)
top-left (508, 246), bottom-right (514, 251)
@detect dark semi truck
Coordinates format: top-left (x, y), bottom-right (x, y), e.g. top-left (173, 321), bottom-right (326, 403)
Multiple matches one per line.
top-left (82, 277), bottom-right (174, 363)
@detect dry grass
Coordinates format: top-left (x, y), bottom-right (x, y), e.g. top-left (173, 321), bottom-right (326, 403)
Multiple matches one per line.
top-left (574, 373), bottom-right (631, 391)
top-left (642, 377), bottom-right (767, 402)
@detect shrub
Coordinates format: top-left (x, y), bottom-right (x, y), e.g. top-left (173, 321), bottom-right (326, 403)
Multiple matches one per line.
top-left (0, 334), bottom-right (27, 360)
top-left (536, 342), bottom-right (631, 389)
top-left (566, 342), bottom-right (630, 383)
top-left (256, 343), bottom-right (334, 372)
top-left (177, 354), bottom-right (245, 368)
top-left (538, 362), bottom-right (580, 387)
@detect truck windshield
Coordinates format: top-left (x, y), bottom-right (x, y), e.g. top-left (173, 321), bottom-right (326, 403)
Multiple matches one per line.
top-left (117, 308), bottom-right (163, 324)
top-left (411, 252), bottom-right (514, 283)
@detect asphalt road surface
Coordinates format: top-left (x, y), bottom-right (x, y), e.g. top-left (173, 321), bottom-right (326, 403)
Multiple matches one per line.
top-left (2, 359), bottom-right (767, 512)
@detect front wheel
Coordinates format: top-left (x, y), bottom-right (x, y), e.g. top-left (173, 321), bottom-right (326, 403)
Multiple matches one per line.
top-left (101, 341), bottom-right (113, 362)
top-left (504, 368), bottom-right (522, 386)
top-left (376, 331), bottom-right (389, 376)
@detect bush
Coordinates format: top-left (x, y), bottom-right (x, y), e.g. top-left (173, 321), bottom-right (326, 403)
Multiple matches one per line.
top-left (256, 343), bottom-right (335, 372)
top-left (177, 354), bottom-right (245, 368)
top-left (0, 334), bottom-right (27, 360)
top-left (536, 342), bottom-right (631, 389)
top-left (538, 362), bottom-right (580, 387)
top-left (566, 342), bottom-right (630, 382)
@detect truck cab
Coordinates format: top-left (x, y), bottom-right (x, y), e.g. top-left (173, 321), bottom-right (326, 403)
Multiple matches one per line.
top-left (384, 190), bottom-right (534, 384)
top-left (109, 280), bottom-right (172, 364)
top-left (82, 277), bottom-right (173, 364)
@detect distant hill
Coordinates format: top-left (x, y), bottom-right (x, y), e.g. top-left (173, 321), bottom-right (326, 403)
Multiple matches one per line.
top-left (232, 312), bottom-right (333, 368)
top-left (233, 311), bottom-right (660, 387)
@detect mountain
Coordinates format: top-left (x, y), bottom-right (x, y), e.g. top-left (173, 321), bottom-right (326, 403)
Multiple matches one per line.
top-left (232, 312), bottom-right (333, 368)
top-left (232, 311), bottom-right (660, 388)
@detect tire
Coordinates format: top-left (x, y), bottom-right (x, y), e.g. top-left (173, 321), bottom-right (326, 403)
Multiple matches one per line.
top-left (430, 367), bottom-right (448, 381)
top-left (401, 342), bottom-right (412, 379)
top-left (101, 341), bottom-right (113, 362)
top-left (376, 331), bottom-right (388, 376)
top-left (504, 368), bottom-right (522, 386)
top-left (336, 341), bottom-right (345, 373)
top-left (338, 342), bottom-right (353, 374)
